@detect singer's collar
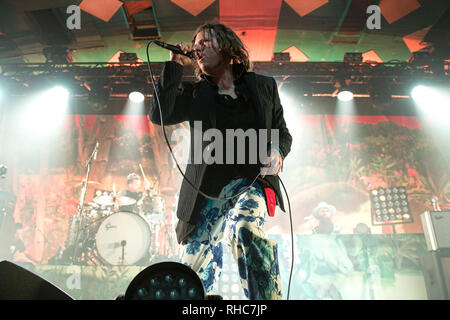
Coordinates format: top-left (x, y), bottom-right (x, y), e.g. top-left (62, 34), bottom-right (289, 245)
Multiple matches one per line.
top-left (200, 63), bottom-right (246, 86)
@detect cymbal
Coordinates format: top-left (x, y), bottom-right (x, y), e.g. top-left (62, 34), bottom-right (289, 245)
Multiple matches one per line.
top-left (116, 196), bottom-right (137, 206)
top-left (93, 195), bottom-right (114, 206)
top-left (93, 195), bottom-right (137, 207)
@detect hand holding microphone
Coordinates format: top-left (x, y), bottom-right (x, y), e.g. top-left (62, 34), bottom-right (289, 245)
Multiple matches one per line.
top-left (153, 40), bottom-right (194, 66)
top-left (171, 42), bottom-right (194, 66)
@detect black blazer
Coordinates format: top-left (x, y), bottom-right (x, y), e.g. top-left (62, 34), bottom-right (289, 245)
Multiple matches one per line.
top-left (149, 61), bottom-right (292, 242)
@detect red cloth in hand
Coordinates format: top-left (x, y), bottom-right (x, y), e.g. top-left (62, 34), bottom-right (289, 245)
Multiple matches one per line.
top-left (264, 187), bottom-right (276, 217)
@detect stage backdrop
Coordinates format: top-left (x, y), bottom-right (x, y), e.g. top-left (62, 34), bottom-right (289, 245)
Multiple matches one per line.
top-left (0, 110), bottom-right (448, 300)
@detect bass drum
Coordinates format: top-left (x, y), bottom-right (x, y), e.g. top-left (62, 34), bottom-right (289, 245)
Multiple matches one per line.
top-left (95, 212), bottom-right (150, 266)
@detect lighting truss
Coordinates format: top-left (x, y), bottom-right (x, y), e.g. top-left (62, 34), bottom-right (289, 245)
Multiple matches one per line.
top-left (0, 60), bottom-right (448, 98)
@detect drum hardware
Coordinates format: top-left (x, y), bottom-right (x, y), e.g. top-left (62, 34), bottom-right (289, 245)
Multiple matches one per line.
top-left (120, 240), bottom-right (127, 266)
top-left (66, 180), bottom-right (102, 188)
top-left (70, 142), bottom-right (99, 265)
top-left (63, 205), bottom-right (107, 265)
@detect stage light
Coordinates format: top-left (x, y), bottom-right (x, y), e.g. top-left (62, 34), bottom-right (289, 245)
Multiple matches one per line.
top-left (129, 91), bottom-right (145, 103)
top-left (411, 84), bottom-right (449, 106)
top-left (50, 86), bottom-right (70, 101)
top-left (337, 90), bottom-right (354, 102)
top-left (31, 86), bottom-right (69, 112)
top-left (411, 85), bottom-right (428, 103)
top-left (123, 262), bottom-right (206, 300)
top-left (334, 76), bottom-right (354, 103)
top-left (370, 186), bottom-right (413, 226)
top-left (411, 84), bottom-right (450, 119)
top-left (21, 85), bottom-right (70, 133)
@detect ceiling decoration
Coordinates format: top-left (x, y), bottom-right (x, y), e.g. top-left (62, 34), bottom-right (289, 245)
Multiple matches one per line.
top-left (284, 0), bottom-right (329, 17)
top-left (79, 0), bottom-right (124, 22)
top-left (362, 50), bottom-right (383, 63)
top-left (171, 0), bottom-right (216, 16)
top-left (282, 45), bottom-right (309, 62)
top-left (220, 0), bottom-right (283, 61)
top-left (379, 0), bottom-right (421, 24)
top-left (0, 0), bottom-right (448, 64)
top-left (402, 25), bottom-right (433, 53)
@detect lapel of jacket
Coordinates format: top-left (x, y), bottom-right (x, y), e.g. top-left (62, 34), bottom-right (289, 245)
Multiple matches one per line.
top-left (197, 81), bottom-right (216, 129)
top-left (244, 72), bottom-right (267, 129)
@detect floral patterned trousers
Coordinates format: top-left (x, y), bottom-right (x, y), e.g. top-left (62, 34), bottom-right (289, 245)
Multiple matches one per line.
top-left (180, 178), bottom-right (282, 300)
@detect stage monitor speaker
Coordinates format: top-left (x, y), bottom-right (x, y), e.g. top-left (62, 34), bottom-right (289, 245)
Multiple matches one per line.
top-left (0, 260), bottom-right (73, 300)
top-left (420, 211), bottom-right (450, 251)
top-left (421, 250), bottom-right (450, 300)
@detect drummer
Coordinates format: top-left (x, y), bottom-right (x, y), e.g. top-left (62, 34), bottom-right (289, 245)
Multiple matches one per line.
top-left (116, 173), bottom-right (151, 214)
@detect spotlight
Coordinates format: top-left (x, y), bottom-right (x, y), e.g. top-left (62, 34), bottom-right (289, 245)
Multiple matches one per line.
top-left (411, 85), bottom-right (428, 103)
top-left (50, 86), bottom-right (70, 101)
top-left (334, 76), bottom-right (354, 102)
top-left (129, 91), bottom-right (145, 103)
top-left (337, 90), bottom-right (354, 102)
top-left (21, 85), bottom-right (70, 132)
top-left (411, 84), bottom-right (450, 117)
top-left (123, 262), bottom-right (206, 300)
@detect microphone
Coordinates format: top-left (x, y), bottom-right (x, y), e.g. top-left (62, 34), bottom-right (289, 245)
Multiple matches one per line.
top-left (93, 142), bottom-right (99, 160)
top-left (153, 40), bottom-right (194, 59)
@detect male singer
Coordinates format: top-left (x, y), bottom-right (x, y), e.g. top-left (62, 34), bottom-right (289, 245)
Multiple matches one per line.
top-left (149, 22), bottom-right (292, 300)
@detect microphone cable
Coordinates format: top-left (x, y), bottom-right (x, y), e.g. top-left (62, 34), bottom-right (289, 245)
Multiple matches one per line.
top-left (145, 40), bottom-right (294, 299)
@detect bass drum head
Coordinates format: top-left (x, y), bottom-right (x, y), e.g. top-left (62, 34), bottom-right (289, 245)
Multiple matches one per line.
top-left (95, 212), bottom-right (150, 266)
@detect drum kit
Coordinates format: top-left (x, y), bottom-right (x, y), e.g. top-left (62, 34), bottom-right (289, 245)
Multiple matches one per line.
top-left (64, 183), bottom-right (177, 266)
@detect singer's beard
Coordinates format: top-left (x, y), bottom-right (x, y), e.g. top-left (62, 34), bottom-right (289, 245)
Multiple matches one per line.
top-left (198, 56), bottom-right (231, 77)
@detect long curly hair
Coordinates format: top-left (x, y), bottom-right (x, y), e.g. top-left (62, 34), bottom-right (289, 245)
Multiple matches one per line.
top-left (191, 22), bottom-right (251, 80)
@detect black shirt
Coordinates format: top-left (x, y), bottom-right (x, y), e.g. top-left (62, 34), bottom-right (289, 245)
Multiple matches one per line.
top-left (199, 75), bottom-right (274, 198)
